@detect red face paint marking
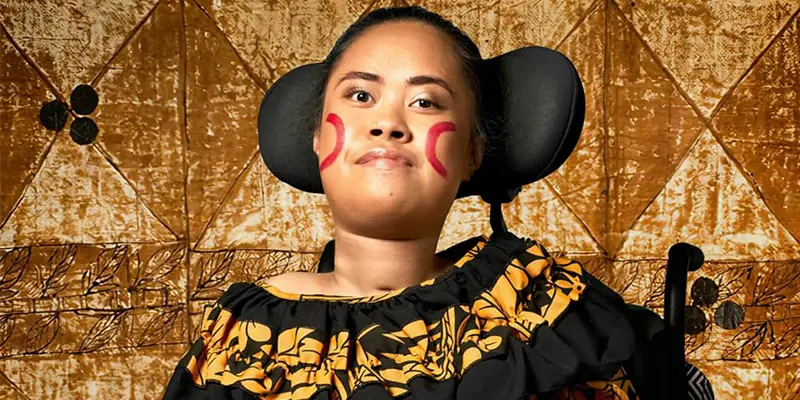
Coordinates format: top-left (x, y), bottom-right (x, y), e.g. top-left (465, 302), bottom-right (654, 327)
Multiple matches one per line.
top-left (319, 113), bottom-right (345, 172)
top-left (425, 121), bottom-right (456, 178)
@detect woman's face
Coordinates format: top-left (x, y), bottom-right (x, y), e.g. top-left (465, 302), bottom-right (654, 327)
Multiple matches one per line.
top-left (313, 20), bottom-right (479, 239)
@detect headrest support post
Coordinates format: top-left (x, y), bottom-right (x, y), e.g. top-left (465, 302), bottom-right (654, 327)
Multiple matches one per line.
top-left (317, 240), bottom-right (335, 273)
top-left (489, 202), bottom-right (508, 234)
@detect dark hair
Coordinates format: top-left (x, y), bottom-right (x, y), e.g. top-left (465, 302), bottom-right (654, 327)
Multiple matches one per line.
top-left (308, 6), bottom-right (491, 152)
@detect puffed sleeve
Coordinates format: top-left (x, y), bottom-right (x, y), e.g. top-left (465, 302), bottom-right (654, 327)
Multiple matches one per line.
top-left (161, 282), bottom-right (268, 400)
top-left (463, 239), bottom-right (643, 399)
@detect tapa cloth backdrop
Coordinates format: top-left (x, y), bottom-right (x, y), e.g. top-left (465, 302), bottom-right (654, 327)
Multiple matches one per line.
top-left (1, 0), bottom-right (799, 398)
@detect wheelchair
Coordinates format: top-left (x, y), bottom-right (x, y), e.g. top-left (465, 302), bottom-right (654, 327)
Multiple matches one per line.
top-left (259, 46), bottom-right (716, 400)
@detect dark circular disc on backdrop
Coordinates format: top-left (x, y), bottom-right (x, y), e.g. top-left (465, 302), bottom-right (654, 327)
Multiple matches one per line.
top-left (685, 305), bottom-right (708, 335)
top-left (714, 301), bottom-right (745, 330)
top-left (691, 277), bottom-right (719, 307)
top-left (70, 117), bottom-right (99, 145)
top-left (70, 84), bottom-right (99, 115)
top-left (39, 100), bottom-right (69, 131)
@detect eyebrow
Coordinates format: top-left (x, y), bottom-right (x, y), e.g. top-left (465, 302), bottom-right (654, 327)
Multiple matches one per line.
top-left (334, 71), bottom-right (454, 95)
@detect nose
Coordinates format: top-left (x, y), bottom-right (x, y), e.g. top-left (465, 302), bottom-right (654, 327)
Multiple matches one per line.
top-left (368, 102), bottom-right (411, 143)
top-left (369, 127), bottom-right (408, 141)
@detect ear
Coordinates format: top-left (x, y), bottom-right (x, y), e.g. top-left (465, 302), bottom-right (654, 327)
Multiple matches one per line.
top-left (312, 129), bottom-right (321, 157)
top-left (471, 141), bottom-right (484, 174)
top-left (464, 137), bottom-right (484, 181)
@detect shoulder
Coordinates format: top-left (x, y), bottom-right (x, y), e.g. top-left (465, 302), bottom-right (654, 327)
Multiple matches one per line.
top-left (264, 271), bottom-right (327, 294)
top-left (198, 276), bottom-right (313, 325)
top-left (193, 279), bottom-right (298, 339)
top-left (263, 271), bottom-right (309, 288)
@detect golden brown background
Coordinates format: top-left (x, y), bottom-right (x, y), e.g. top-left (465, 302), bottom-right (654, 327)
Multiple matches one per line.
top-left (1, 0), bottom-right (799, 398)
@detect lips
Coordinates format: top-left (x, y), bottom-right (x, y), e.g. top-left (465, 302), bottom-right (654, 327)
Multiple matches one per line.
top-left (356, 148), bottom-right (413, 166)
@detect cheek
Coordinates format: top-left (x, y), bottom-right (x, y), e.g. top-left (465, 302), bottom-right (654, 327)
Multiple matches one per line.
top-left (319, 113), bottom-right (345, 172)
top-left (425, 121), bottom-right (456, 178)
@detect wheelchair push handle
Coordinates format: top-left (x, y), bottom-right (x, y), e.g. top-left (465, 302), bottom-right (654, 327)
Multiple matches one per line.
top-left (662, 242), bottom-right (704, 400)
top-left (665, 243), bottom-right (704, 333)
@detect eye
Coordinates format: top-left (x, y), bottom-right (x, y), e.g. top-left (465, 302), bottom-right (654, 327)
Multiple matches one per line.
top-left (345, 89), bottom-right (372, 103)
top-left (412, 98), bottom-right (439, 109)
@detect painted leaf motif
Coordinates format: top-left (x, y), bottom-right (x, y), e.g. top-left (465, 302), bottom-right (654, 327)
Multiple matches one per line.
top-left (26, 313), bottom-right (59, 353)
top-left (0, 314), bottom-right (15, 350)
top-left (0, 247), bottom-right (31, 291)
top-left (43, 245), bottom-right (77, 297)
top-left (138, 307), bottom-right (182, 346)
top-left (133, 244), bottom-right (185, 289)
top-left (84, 245), bottom-right (128, 294)
top-left (192, 251), bottom-right (234, 300)
top-left (79, 311), bottom-right (126, 352)
top-left (723, 322), bottom-right (770, 360)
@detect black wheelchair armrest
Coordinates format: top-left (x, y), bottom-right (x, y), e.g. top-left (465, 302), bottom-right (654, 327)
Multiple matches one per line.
top-left (624, 304), bottom-right (686, 400)
top-left (626, 243), bottom-right (704, 400)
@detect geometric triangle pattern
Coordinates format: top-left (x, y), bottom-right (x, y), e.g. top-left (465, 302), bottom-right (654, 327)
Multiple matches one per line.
top-left (0, 0), bottom-right (160, 96)
top-left (0, 33), bottom-right (56, 227)
top-left (437, 196), bottom-right (491, 252)
top-left (195, 155), bottom-right (334, 252)
top-left (503, 181), bottom-right (604, 256)
top-left (184, 0), bottom-right (266, 245)
top-left (714, 13), bottom-right (800, 242)
top-left (0, 1), bottom-right (798, 399)
top-left (193, 0), bottom-right (370, 89)
top-left (0, 371), bottom-right (28, 400)
top-left (549, 2), bottom-right (608, 252)
top-left (94, 0), bottom-right (187, 236)
top-left (0, 132), bottom-right (175, 246)
top-left (613, 0), bottom-right (800, 117)
top-left (416, 0), bottom-right (598, 58)
top-left (604, 3), bottom-right (710, 256)
top-left (617, 130), bottom-right (800, 261)
top-left (0, 345), bottom-right (188, 399)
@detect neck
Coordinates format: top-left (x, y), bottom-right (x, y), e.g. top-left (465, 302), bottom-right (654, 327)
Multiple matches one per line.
top-left (323, 228), bottom-right (450, 297)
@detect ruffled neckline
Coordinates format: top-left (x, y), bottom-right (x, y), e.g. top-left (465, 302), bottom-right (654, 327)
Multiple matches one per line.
top-left (258, 233), bottom-right (494, 304)
top-left (164, 231), bottom-right (642, 400)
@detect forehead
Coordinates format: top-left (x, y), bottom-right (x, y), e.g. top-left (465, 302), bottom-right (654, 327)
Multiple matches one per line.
top-left (331, 20), bottom-right (463, 82)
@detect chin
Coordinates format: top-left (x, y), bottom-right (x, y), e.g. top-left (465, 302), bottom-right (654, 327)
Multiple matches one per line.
top-left (347, 215), bottom-right (435, 239)
top-left (321, 170), bottom-right (456, 234)
top-left (327, 193), bottom-right (437, 238)
top-left (356, 190), bottom-right (417, 219)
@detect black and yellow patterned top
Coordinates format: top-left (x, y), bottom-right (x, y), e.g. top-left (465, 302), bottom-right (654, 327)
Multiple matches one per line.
top-left (163, 232), bottom-right (641, 399)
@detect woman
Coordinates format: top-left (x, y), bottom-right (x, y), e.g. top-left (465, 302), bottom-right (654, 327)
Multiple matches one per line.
top-left (163, 6), bottom-right (640, 399)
